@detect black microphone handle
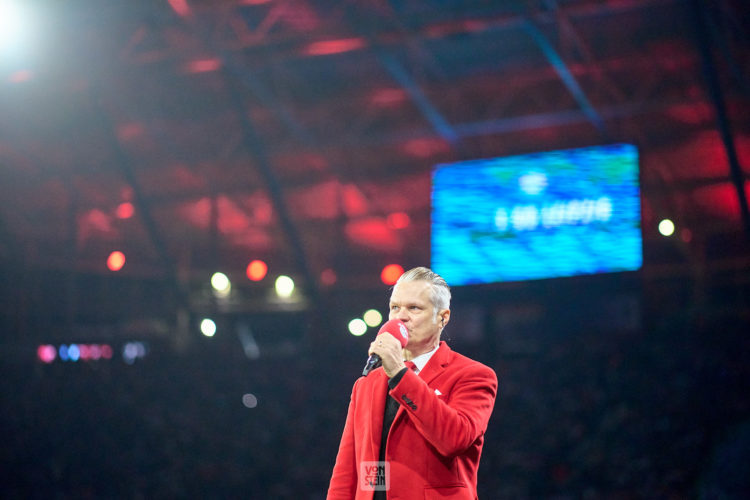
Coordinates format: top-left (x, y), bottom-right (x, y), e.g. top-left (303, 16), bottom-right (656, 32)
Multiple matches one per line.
top-left (362, 353), bottom-right (382, 376)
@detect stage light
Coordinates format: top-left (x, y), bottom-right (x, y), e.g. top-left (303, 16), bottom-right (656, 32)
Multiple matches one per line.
top-left (107, 251), bottom-right (126, 272)
top-left (387, 212), bottom-right (411, 229)
top-left (0, 1), bottom-right (27, 53)
top-left (58, 345), bottom-right (69, 361)
top-left (184, 58), bottom-right (221, 74)
top-left (101, 344), bottom-right (113, 360)
top-left (242, 393), bottom-right (258, 409)
top-left (305, 37), bottom-right (365, 56)
top-left (348, 318), bottom-right (367, 336)
top-left (363, 309), bottom-right (382, 327)
top-left (658, 219), bottom-right (675, 237)
top-left (116, 202), bottom-right (134, 219)
top-left (122, 342), bottom-right (144, 364)
top-left (211, 272), bottom-right (231, 297)
top-left (211, 272), bottom-right (229, 290)
top-left (275, 275), bottom-right (294, 298)
top-left (37, 345), bottom-right (56, 364)
top-left (201, 318), bottom-right (217, 337)
top-left (320, 268), bottom-right (337, 286)
top-left (167, 0), bottom-right (191, 18)
top-left (68, 344), bottom-right (80, 362)
top-left (246, 260), bottom-right (268, 281)
top-left (381, 264), bottom-right (404, 285)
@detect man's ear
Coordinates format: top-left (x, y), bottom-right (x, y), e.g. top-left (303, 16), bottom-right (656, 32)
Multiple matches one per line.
top-left (439, 310), bottom-right (450, 328)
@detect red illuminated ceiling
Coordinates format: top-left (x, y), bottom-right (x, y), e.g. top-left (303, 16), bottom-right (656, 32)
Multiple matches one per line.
top-left (0, 0), bottom-right (748, 294)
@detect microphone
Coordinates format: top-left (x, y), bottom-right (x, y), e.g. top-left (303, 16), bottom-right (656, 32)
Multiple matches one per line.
top-left (362, 319), bottom-right (409, 376)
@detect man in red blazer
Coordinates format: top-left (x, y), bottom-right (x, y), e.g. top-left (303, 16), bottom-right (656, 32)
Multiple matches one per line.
top-left (328, 267), bottom-right (498, 500)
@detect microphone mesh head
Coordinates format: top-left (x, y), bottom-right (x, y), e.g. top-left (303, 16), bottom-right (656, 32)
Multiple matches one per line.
top-left (377, 319), bottom-right (409, 348)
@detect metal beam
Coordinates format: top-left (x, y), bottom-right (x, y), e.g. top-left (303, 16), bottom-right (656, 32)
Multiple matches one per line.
top-left (378, 52), bottom-right (458, 145)
top-left (523, 20), bottom-right (607, 136)
top-left (89, 86), bottom-right (189, 308)
top-left (690, 0), bottom-right (750, 234)
top-left (221, 69), bottom-right (320, 301)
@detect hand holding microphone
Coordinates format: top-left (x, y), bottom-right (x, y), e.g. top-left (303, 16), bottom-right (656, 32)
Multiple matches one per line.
top-left (363, 319), bottom-right (409, 377)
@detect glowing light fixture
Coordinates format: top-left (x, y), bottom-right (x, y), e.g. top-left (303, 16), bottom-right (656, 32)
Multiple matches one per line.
top-left (0, 1), bottom-right (27, 52)
top-left (275, 275), bottom-right (295, 298)
top-left (387, 212), bottom-right (411, 229)
top-left (242, 393), bottom-right (258, 409)
top-left (37, 345), bottom-right (56, 364)
top-left (246, 260), bottom-right (268, 281)
top-left (200, 318), bottom-right (217, 337)
top-left (658, 219), bottom-right (675, 237)
top-left (67, 344), bottom-right (80, 362)
top-left (381, 264), bottom-right (404, 285)
top-left (185, 58), bottom-right (222, 74)
top-left (348, 318), bottom-right (367, 336)
top-left (363, 309), bottom-right (382, 327)
top-left (107, 251), bottom-right (126, 272)
top-left (320, 268), bottom-right (337, 286)
top-left (305, 37), bottom-right (365, 56)
top-left (116, 202), bottom-right (135, 219)
top-left (211, 272), bottom-right (231, 297)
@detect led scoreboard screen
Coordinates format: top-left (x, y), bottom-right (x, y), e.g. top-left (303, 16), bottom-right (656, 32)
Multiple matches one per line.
top-left (431, 143), bottom-right (642, 285)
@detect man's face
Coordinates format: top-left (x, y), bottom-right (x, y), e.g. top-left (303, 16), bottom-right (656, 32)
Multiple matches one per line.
top-left (388, 280), bottom-right (445, 349)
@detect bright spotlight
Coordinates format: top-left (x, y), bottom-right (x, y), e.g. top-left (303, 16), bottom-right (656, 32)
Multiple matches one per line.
top-left (275, 275), bottom-right (295, 298)
top-left (381, 264), bottom-right (404, 285)
top-left (37, 345), bottom-right (56, 364)
top-left (348, 318), bottom-right (367, 336)
top-left (211, 272), bottom-right (231, 297)
top-left (200, 318), bottom-right (217, 337)
top-left (363, 309), bottom-right (382, 327)
top-left (242, 393), bottom-right (258, 409)
top-left (107, 251), bottom-right (126, 272)
top-left (67, 344), bottom-right (80, 362)
top-left (246, 260), bottom-right (268, 281)
top-left (0, 1), bottom-right (28, 52)
top-left (658, 219), bottom-right (675, 237)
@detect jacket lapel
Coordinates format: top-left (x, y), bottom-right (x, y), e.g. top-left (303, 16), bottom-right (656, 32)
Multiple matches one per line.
top-left (418, 341), bottom-right (452, 385)
top-left (391, 341), bottom-right (452, 424)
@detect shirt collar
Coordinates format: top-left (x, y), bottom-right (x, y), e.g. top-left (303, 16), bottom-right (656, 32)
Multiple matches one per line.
top-left (408, 343), bottom-right (440, 375)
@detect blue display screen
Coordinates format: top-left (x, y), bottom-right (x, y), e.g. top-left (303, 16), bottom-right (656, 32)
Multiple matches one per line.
top-left (431, 144), bottom-right (642, 285)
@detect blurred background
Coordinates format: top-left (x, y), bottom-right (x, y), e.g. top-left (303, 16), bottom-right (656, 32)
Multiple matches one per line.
top-left (0, 0), bottom-right (748, 498)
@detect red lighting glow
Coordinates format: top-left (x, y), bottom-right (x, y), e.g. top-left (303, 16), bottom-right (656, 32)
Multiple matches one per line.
top-left (116, 202), bottom-right (135, 219)
top-left (387, 212), bottom-right (411, 229)
top-left (37, 345), bottom-right (57, 364)
top-left (371, 88), bottom-right (406, 107)
top-left (246, 260), bottom-right (268, 281)
top-left (305, 38), bottom-right (365, 56)
top-left (381, 264), bottom-right (404, 285)
top-left (402, 138), bottom-right (450, 158)
top-left (107, 251), bottom-right (126, 272)
top-left (185, 58), bottom-right (222, 74)
top-left (320, 268), bottom-right (337, 286)
top-left (8, 70), bottom-right (32, 83)
top-left (168, 0), bottom-right (191, 17)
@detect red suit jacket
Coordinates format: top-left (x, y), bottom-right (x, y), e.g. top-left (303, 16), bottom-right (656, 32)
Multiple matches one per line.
top-left (327, 341), bottom-right (498, 500)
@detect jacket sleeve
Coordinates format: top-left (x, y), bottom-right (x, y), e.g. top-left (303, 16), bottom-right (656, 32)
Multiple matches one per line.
top-left (389, 363), bottom-right (497, 457)
top-left (327, 379), bottom-right (360, 500)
